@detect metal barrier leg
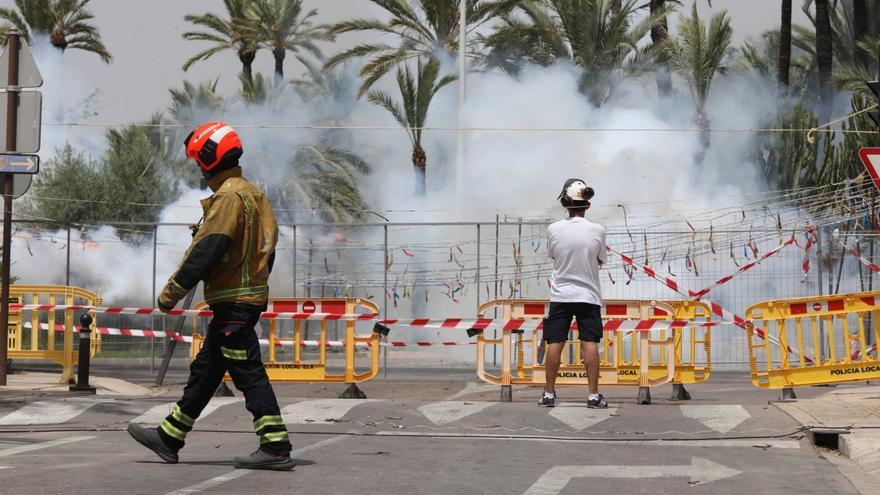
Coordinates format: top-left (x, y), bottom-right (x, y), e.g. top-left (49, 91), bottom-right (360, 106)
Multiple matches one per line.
top-left (638, 387), bottom-right (651, 404)
top-left (501, 385), bottom-right (512, 402)
top-left (340, 383), bottom-right (367, 399)
top-left (215, 382), bottom-right (234, 397)
top-left (782, 387), bottom-right (797, 401)
top-left (671, 383), bottom-right (691, 400)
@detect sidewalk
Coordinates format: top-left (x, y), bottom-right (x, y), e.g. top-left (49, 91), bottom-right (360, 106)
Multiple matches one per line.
top-left (0, 372), bottom-right (155, 398)
top-left (775, 383), bottom-right (880, 487)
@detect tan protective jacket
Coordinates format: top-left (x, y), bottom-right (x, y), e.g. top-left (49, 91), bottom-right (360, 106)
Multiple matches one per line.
top-left (158, 168), bottom-right (278, 309)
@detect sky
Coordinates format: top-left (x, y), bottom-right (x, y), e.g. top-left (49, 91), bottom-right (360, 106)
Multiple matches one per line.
top-left (0, 0), bottom-right (811, 124)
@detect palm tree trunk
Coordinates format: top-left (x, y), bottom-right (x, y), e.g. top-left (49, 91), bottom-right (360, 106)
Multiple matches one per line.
top-left (412, 143), bottom-right (427, 196)
top-left (240, 49), bottom-right (256, 84)
top-left (815, 0), bottom-right (834, 124)
top-left (853, 0), bottom-right (869, 68)
top-left (650, 0), bottom-right (672, 96)
top-left (695, 109), bottom-right (710, 164)
top-left (273, 46), bottom-right (285, 84)
top-left (777, 0), bottom-right (792, 96)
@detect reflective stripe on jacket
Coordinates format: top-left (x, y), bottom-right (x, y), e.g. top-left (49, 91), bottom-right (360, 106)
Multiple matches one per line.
top-left (158, 167), bottom-right (278, 309)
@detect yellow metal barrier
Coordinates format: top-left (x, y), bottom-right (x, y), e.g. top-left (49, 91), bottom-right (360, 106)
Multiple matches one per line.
top-left (7, 285), bottom-right (102, 384)
top-left (191, 297), bottom-right (384, 396)
top-left (475, 299), bottom-right (692, 404)
top-left (746, 291), bottom-right (880, 398)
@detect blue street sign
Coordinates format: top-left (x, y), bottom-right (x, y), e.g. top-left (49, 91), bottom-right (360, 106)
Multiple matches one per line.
top-left (0, 153), bottom-right (38, 174)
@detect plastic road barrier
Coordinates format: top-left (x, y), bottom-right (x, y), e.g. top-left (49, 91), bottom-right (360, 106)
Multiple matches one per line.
top-left (191, 297), bottom-right (387, 398)
top-left (746, 291), bottom-right (880, 399)
top-left (473, 299), bottom-right (691, 404)
top-left (7, 285), bottom-right (101, 384)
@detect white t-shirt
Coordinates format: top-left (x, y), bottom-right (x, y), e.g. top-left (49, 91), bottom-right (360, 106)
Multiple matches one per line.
top-left (547, 217), bottom-right (606, 304)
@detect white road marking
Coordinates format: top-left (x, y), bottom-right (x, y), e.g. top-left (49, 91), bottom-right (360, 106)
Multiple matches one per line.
top-left (445, 382), bottom-right (499, 400)
top-left (281, 399), bottom-right (380, 424)
top-left (163, 435), bottom-right (346, 495)
top-left (549, 405), bottom-right (618, 431)
top-left (0, 399), bottom-right (101, 425)
top-left (375, 431), bottom-right (800, 449)
top-left (418, 401), bottom-right (495, 425)
top-left (130, 398), bottom-right (243, 425)
top-left (680, 405), bottom-right (752, 433)
top-left (522, 458), bottom-right (742, 494)
top-left (0, 435), bottom-right (96, 457)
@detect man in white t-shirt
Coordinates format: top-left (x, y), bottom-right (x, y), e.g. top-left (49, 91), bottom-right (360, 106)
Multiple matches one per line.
top-left (538, 178), bottom-right (608, 408)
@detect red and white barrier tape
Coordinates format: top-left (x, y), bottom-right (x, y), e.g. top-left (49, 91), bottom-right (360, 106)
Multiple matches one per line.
top-left (686, 237), bottom-right (797, 300)
top-left (11, 304), bottom-right (377, 321)
top-left (837, 239), bottom-right (880, 274)
top-left (606, 245), bottom-right (813, 363)
top-left (23, 323), bottom-right (477, 349)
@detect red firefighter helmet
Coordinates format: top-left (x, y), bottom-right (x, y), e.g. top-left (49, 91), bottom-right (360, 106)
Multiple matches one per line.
top-left (184, 122), bottom-right (243, 175)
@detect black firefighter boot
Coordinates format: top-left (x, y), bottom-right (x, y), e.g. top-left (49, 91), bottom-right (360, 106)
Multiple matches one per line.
top-left (233, 449), bottom-right (295, 471)
top-left (127, 423), bottom-right (180, 464)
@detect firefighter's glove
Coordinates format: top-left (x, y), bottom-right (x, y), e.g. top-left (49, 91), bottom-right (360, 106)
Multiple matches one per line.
top-left (158, 280), bottom-right (188, 313)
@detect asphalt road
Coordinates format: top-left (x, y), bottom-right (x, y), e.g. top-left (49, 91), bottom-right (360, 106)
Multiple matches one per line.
top-left (0, 371), bottom-right (869, 495)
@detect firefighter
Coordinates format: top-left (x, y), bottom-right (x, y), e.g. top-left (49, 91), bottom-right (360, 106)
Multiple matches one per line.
top-left (127, 122), bottom-right (293, 471)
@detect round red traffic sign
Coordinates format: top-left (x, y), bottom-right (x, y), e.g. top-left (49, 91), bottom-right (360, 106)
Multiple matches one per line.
top-left (812, 302), bottom-right (823, 312)
top-left (302, 301), bottom-right (316, 313)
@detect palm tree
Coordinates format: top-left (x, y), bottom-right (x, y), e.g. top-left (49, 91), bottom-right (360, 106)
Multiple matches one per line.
top-left (666, 3), bottom-right (732, 162)
top-left (778, 0), bottom-right (792, 95)
top-left (650, 0), bottom-right (673, 96)
top-left (292, 55), bottom-right (358, 124)
top-left (249, 0), bottom-right (327, 84)
top-left (284, 144), bottom-right (372, 223)
top-left (0, 0), bottom-right (111, 62)
top-left (814, 0), bottom-right (833, 123)
top-left (326, 0), bottom-right (514, 97)
top-left (852, 0), bottom-right (869, 69)
top-left (167, 79), bottom-right (225, 126)
top-left (182, 0), bottom-right (260, 84)
top-left (484, 0), bottom-right (670, 106)
top-left (367, 58), bottom-right (456, 196)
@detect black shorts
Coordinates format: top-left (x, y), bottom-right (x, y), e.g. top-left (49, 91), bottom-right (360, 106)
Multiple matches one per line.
top-left (542, 302), bottom-right (603, 343)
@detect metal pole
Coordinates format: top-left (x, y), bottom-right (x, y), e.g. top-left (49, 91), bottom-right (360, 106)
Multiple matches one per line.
top-left (65, 226), bottom-right (70, 286)
top-left (151, 224), bottom-right (157, 373)
top-left (476, 223), bottom-right (481, 311)
top-left (455, 0), bottom-right (466, 199)
top-left (493, 214), bottom-right (499, 367)
top-left (817, 228), bottom-right (825, 361)
top-left (383, 225), bottom-right (388, 377)
top-left (0, 31), bottom-right (21, 386)
top-left (293, 225), bottom-right (297, 297)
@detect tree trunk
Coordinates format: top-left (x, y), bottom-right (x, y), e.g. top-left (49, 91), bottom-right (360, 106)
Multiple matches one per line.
top-left (694, 110), bottom-right (710, 164)
top-left (50, 27), bottom-right (67, 50)
top-left (777, 0), bottom-right (792, 96)
top-left (273, 46), bottom-right (285, 84)
top-left (853, 0), bottom-right (869, 68)
top-left (650, 0), bottom-right (672, 96)
top-left (239, 49), bottom-right (256, 84)
top-left (815, 0), bottom-right (834, 124)
top-left (412, 143), bottom-right (427, 196)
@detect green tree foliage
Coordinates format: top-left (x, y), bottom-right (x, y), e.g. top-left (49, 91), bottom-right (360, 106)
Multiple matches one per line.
top-left (0, 0), bottom-right (111, 62)
top-left (183, 0), bottom-right (261, 83)
top-left (483, 0), bottom-right (671, 106)
top-left (665, 4), bottom-right (732, 159)
top-left (24, 127), bottom-right (180, 234)
top-left (249, 0), bottom-right (328, 83)
top-left (368, 57), bottom-right (456, 196)
top-left (326, 0), bottom-right (514, 97)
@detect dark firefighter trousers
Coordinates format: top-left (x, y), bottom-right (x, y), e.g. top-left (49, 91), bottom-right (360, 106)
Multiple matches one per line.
top-left (157, 303), bottom-right (291, 455)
